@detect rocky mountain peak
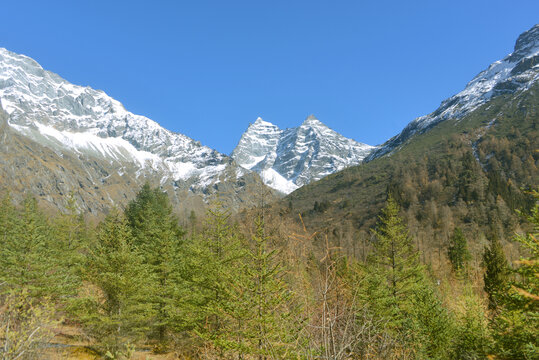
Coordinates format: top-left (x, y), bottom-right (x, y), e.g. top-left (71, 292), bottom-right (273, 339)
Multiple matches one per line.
top-left (301, 114), bottom-right (325, 127)
top-left (368, 23), bottom-right (539, 161)
top-left (510, 24), bottom-right (539, 62)
top-left (0, 47), bottom-right (262, 213)
top-left (232, 116), bottom-right (374, 194)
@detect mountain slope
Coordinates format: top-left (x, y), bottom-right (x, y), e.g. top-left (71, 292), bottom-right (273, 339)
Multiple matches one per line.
top-left (367, 23), bottom-right (539, 161)
top-left (232, 115), bottom-right (374, 194)
top-left (280, 25), bottom-right (539, 263)
top-left (0, 48), bottom-right (266, 215)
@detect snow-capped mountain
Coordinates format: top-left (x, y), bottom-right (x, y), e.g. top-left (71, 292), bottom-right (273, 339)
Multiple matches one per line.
top-left (368, 23), bottom-right (539, 160)
top-left (232, 115), bottom-right (375, 194)
top-left (0, 47), bottom-right (262, 213)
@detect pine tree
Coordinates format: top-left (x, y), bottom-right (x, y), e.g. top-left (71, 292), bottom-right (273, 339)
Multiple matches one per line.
top-left (365, 195), bottom-right (454, 359)
top-left (50, 193), bottom-right (87, 302)
top-left (77, 210), bottom-right (155, 358)
top-left (368, 195), bottom-right (424, 319)
top-left (491, 190), bottom-right (539, 359)
top-left (180, 202), bottom-right (250, 357)
top-left (0, 196), bottom-right (58, 298)
top-left (124, 183), bottom-right (185, 345)
top-left (243, 215), bottom-right (298, 359)
top-left (452, 286), bottom-right (491, 360)
top-left (448, 227), bottom-right (471, 273)
top-left (482, 235), bottom-right (510, 310)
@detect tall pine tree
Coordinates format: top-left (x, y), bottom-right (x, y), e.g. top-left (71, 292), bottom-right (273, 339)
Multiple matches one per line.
top-left (124, 183), bottom-right (185, 345)
top-left (365, 195), bottom-right (454, 359)
top-left (491, 190), bottom-right (538, 359)
top-left (77, 210), bottom-right (155, 358)
top-left (448, 227), bottom-right (471, 273)
top-left (243, 215), bottom-right (298, 359)
top-left (483, 235), bottom-right (510, 310)
top-left (180, 202), bottom-right (250, 357)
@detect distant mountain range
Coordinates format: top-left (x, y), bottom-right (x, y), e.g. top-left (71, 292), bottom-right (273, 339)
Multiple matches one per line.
top-left (0, 23), bottom-right (537, 214)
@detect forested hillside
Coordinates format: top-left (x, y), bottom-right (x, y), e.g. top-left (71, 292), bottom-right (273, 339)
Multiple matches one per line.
top-left (282, 82), bottom-right (539, 272)
top-left (0, 182), bottom-right (537, 359)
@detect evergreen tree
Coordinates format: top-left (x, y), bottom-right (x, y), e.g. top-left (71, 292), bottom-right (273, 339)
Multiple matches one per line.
top-left (448, 227), bottom-right (471, 273)
top-left (77, 210), bottom-right (155, 358)
top-left (482, 235), bottom-right (510, 310)
top-left (0, 196), bottom-right (58, 298)
top-left (491, 190), bottom-right (539, 359)
top-left (452, 286), bottom-right (491, 360)
top-left (124, 183), bottom-right (185, 345)
top-left (243, 215), bottom-right (298, 359)
top-left (181, 202), bottom-right (250, 357)
top-left (368, 195), bottom-right (424, 319)
top-left (366, 195), bottom-right (454, 359)
top-left (50, 193), bottom-right (88, 302)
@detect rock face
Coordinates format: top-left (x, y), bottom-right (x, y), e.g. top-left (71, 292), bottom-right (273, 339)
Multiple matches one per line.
top-left (0, 48), bottom-right (264, 215)
top-left (232, 115), bottom-right (375, 194)
top-left (367, 23), bottom-right (539, 161)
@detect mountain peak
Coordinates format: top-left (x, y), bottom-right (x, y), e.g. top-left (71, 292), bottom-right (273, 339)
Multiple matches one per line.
top-left (510, 23), bottom-right (539, 62)
top-left (302, 114), bottom-right (324, 126)
top-left (233, 115), bottom-right (374, 194)
top-left (368, 23), bottom-right (539, 161)
top-left (249, 117), bottom-right (278, 130)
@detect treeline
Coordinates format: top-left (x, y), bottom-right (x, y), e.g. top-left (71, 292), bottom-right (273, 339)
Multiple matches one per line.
top-left (0, 185), bottom-right (537, 359)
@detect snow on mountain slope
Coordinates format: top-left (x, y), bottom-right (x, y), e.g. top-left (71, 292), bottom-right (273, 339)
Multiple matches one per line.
top-left (232, 115), bottom-right (375, 194)
top-left (368, 23), bottom-right (539, 160)
top-left (0, 47), bottom-right (245, 192)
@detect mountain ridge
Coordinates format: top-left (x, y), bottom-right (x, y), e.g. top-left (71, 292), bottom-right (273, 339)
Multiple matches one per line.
top-left (0, 47), bottom-right (267, 214)
top-left (231, 115), bottom-right (375, 194)
top-left (367, 24), bottom-right (539, 161)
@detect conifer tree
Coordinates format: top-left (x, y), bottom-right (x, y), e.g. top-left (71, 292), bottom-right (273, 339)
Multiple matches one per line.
top-left (448, 227), bottom-right (471, 273)
top-left (482, 235), bottom-right (510, 310)
top-left (491, 190), bottom-right (538, 359)
top-left (368, 195), bottom-right (424, 318)
top-left (51, 194), bottom-right (87, 301)
top-left (0, 196), bottom-right (57, 298)
top-left (243, 215), bottom-right (297, 359)
top-left (180, 202), bottom-right (250, 357)
top-left (124, 183), bottom-right (184, 344)
top-left (77, 210), bottom-right (155, 358)
top-left (452, 286), bottom-right (491, 360)
top-left (366, 195), bottom-right (454, 359)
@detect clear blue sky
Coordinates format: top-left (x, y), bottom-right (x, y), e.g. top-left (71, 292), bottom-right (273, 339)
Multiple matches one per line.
top-left (1, 1), bottom-right (538, 154)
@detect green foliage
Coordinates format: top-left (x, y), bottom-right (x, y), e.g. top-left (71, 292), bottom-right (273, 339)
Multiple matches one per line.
top-left (448, 227), bottom-right (472, 273)
top-left (180, 202), bottom-right (250, 356)
top-left (51, 193), bottom-right (88, 302)
top-left (369, 195), bottom-right (424, 308)
top-left (0, 196), bottom-right (66, 299)
top-left (247, 215), bottom-right (303, 358)
top-left (76, 210), bottom-right (155, 358)
top-left (365, 195), bottom-right (455, 359)
top-left (0, 289), bottom-right (58, 359)
top-left (124, 183), bottom-right (185, 344)
top-left (483, 235), bottom-right (510, 310)
top-left (452, 287), bottom-right (491, 360)
top-left (490, 190), bottom-right (539, 359)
